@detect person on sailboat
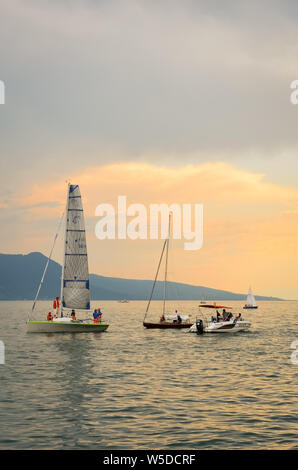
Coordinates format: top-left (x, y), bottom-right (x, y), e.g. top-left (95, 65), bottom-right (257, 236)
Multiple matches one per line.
top-left (177, 314), bottom-right (182, 323)
top-left (47, 312), bottom-right (53, 321)
top-left (71, 310), bottom-right (77, 321)
top-left (160, 314), bottom-right (165, 323)
top-left (93, 309), bottom-right (99, 323)
top-left (172, 310), bottom-right (179, 323)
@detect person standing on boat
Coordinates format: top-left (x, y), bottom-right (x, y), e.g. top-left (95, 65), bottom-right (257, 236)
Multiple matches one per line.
top-left (93, 309), bottom-right (99, 323)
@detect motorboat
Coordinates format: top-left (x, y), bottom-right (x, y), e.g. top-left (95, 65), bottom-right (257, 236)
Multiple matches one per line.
top-left (189, 303), bottom-right (251, 334)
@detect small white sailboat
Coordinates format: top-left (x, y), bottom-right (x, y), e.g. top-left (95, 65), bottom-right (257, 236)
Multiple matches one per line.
top-left (27, 184), bottom-right (109, 333)
top-left (243, 286), bottom-right (258, 309)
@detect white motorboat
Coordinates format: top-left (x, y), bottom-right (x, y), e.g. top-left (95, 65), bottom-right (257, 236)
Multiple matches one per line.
top-left (189, 303), bottom-right (251, 334)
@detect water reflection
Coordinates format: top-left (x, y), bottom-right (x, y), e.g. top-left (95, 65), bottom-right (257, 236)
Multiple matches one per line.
top-left (0, 300), bottom-right (297, 449)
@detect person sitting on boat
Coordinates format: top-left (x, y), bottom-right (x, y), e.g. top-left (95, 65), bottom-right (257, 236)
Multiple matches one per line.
top-left (222, 309), bottom-right (228, 321)
top-left (177, 314), bottom-right (182, 323)
top-left (216, 310), bottom-right (222, 322)
top-left (227, 312), bottom-right (233, 321)
top-left (235, 313), bottom-right (242, 321)
top-left (47, 312), bottom-right (53, 321)
top-left (160, 314), bottom-right (165, 323)
top-left (93, 309), bottom-right (99, 323)
top-left (71, 310), bottom-right (77, 321)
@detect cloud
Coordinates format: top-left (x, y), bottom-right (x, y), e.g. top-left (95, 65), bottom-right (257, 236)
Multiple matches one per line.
top-left (1, 160), bottom-right (298, 298)
top-left (1, 0), bottom-right (298, 193)
top-left (1, 1), bottom-right (298, 297)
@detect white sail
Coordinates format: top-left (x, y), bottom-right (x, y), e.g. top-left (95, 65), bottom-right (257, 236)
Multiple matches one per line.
top-left (246, 286), bottom-right (257, 307)
top-left (61, 184), bottom-right (90, 310)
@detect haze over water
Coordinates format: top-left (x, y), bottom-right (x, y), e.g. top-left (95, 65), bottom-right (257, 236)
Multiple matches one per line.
top-left (0, 300), bottom-right (297, 449)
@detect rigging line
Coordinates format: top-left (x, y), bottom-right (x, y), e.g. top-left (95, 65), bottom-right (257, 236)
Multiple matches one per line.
top-left (30, 209), bottom-right (65, 318)
top-left (162, 214), bottom-right (171, 316)
top-left (144, 238), bottom-right (168, 322)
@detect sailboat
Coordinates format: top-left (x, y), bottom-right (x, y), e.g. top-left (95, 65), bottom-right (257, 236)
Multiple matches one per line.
top-left (27, 184), bottom-right (109, 332)
top-left (243, 286), bottom-right (258, 309)
top-left (143, 214), bottom-right (192, 329)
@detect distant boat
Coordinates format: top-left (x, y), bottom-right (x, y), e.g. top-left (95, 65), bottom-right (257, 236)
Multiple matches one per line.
top-left (143, 214), bottom-right (192, 329)
top-left (243, 286), bottom-right (258, 309)
top-left (118, 299), bottom-right (129, 303)
top-left (27, 184), bottom-right (109, 333)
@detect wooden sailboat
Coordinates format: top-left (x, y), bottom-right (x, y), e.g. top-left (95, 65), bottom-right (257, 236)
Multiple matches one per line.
top-left (27, 184), bottom-right (109, 332)
top-left (243, 286), bottom-right (258, 309)
top-left (143, 214), bottom-right (192, 329)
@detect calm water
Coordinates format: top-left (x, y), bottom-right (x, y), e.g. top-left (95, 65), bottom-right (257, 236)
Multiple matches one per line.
top-left (0, 300), bottom-right (297, 449)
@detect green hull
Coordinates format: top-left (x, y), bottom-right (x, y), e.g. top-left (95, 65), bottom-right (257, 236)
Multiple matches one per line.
top-left (27, 321), bottom-right (109, 333)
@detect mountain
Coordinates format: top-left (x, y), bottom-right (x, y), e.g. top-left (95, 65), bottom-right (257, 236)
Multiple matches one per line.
top-left (0, 252), bottom-right (282, 301)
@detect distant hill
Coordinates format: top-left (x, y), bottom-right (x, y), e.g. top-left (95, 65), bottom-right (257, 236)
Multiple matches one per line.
top-left (0, 252), bottom-right (282, 301)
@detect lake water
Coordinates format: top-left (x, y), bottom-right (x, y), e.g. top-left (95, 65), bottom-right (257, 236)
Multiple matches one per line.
top-left (0, 300), bottom-right (297, 449)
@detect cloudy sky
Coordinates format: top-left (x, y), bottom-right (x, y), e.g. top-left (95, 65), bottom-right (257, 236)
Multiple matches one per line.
top-left (1, 0), bottom-right (298, 298)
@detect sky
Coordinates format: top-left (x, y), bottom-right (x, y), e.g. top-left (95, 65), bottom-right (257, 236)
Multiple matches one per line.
top-left (0, 0), bottom-right (298, 298)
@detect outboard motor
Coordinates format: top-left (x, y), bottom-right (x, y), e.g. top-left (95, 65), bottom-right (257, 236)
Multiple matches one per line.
top-left (196, 319), bottom-right (204, 335)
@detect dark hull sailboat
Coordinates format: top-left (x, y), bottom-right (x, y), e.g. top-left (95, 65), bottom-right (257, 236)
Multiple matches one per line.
top-left (143, 321), bottom-right (192, 329)
top-left (143, 213), bottom-right (191, 330)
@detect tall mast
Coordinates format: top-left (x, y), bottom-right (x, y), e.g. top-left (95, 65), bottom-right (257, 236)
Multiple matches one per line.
top-left (162, 213), bottom-right (171, 316)
top-left (144, 238), bottom-right (167, 322)
top-left (59, 184), bottom-right (69, 317)
top-left (29, 209), bottom-right (65, 319)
